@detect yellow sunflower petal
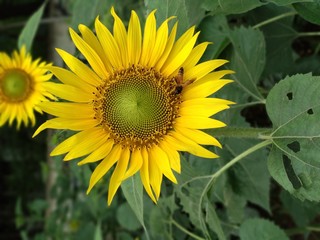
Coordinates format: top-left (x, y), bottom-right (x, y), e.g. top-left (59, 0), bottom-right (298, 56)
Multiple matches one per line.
top-left (63, 131), bottom-right (108, 161)
top-left (150, 144), bottom-right (177, 183)
top-left (184, 59), bottom-right (228, 81)
top-left (181, 42), bottom-right (210, 70)
top-left (161, 25), bottom-right (195, 71)
top-left (140, 147), bottom-right (157, 203)
top-left (33, 118), bottom-right (97, 137)
top-left (42, 82), bottom-right (92, 103)
top-left (170, 131), bottom-right (218, 158)
top-left (56, 48), bottom-right (102, 85)
top-left (111, 7), bottom-right (129, 67)
top-left (175, 127), bottom-right (222, 148)
top-left (175, 116), bottom-right (226, 129)
top-left (108, 147), bottom-right (130, 205)
top-left (162, 32), bottom-right (200, 76)
top-left (78, 139), bottom-right (114, 165)
top-left (148, 152), bottom-right (163, 200)
top-left (0, 52), bottom-right (12, 68)
top-left (159, 140), bottom-right (181, 173)
top-left (50, 127), bottom-right (102, 156)
top-left (78, 24), bottom-right (113, 72)
top-left (95, 17), bottom-right (122, 68)
top-left (127, 10), bottom-right (142, 65)
top-left (140, 10), bottom-right (156, 66)
top-left (179, 98), bottom-right (232, 117)
top-left (123, 148), bottom-right (143, 180)
top-left (69, 28), bottom-right (108, 79)
top-left (87, 144), bottom-right (122, 194)
top-left (37, 102), bottom-right (94, 119)
top-left (183, 79), bottom-right (233, 100)
top-left (155, 22), bottom-right (178, 71)
top-left (148, 17), bottom-right (174, 67)
top-left (46, 66), bottom-right (95, 93)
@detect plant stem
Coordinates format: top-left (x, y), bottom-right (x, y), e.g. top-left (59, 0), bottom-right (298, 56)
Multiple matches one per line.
top-left (286, 225), bottom-right (320, 236)
top-left (253, 11), bottom-right (296, 29)
top-left (296, 32), bottom-right (320, 37)
top-left (206, 127), bottom-right (273, 139)
top-left (171, 218), bottom-right (206, 240)
top-left (211, 139), bottom-right (272, 179)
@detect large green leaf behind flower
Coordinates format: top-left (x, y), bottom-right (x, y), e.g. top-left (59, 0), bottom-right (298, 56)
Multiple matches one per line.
top-left (266, 73), bottom-right (320, 201)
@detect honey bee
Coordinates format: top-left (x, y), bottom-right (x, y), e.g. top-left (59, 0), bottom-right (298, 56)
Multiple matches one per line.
top-left (174, 67), bottom-right (195, 95)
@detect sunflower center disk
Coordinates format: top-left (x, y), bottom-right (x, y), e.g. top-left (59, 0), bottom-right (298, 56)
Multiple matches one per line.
top-left (94, 66), bottom-right (181, 149)
top-left (0, 70), bottom-right (32, 102)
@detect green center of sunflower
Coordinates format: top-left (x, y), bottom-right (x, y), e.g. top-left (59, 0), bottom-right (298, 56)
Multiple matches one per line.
top-left (94, 65), bottom-right (181, 149)
top-left (0, 69), bottom-right (32, 102)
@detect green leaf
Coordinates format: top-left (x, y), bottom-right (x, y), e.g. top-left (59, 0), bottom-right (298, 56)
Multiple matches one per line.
top-left (228, 27), bottom-right (266, 101)
top-left (144, 0), bottom-right (206, 37)
top-left (198, 15), bottom-right (230, 61)
top-left (224, 139), bottom-right (270, 212)
top-left (121, 174), bottom-right (148, 234)
top-left (280, 190), bottom-right (320, 227)
top-left (269, 0), bottom-right (312, 5)
top-left (71, 0), bottom-right (112, 28)
top-left (266, 73), bottom-right (320, 201)
top-left (117, 203), bottom-right (141, 231)
top-left (175, 158), bottom-right (226, 240)
top-left (293, 0), bottom-right (320, 25)
top-left (18, 3), bottom-right (46, 52)
top-left (201, 0), bottom-right (264, 14)
top-left (251, 6), bottom-right (297, 76)
top-left (94, 222), bottom-right (103, 240)
top-left (239, 218), bottom-right (289, 240)
top-left (15, 198), bottom-right (25, 228)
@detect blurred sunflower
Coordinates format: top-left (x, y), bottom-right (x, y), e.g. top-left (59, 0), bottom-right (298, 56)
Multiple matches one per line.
top-left (0, 46), bottom-right (53, 128)
top-left (34, 8), bottom-right (233, 205)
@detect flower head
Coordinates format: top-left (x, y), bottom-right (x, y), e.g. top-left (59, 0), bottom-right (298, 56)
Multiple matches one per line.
top-left (34, 8), bottom-right (233, 205)
top-left (0, 46), bottom-right (53, 128)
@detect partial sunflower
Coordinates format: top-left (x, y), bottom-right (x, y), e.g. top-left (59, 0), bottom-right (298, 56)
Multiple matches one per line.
top-left (34, 8), bottom-right (234, 205)
top-left (0, 46), bottom-right (54, 128)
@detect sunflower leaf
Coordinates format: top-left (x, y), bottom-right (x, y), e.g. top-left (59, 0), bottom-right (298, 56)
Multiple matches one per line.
top-left (201, 0), bottom-right (264, 14)
top-left (71, 0), bottom-right (111, 28)
top-left (220, 138), bottom-right (270, 212)
top-left (239, 218), bottom-right (289, 240)
top-left (293, 0), bottom-right (320, 25)
top-left (228, 26), bottom-right (266, 101)
top-left (253, 6), bottom-right (297, 76)
top-left (269, 0), bottom-right (312, 5)
top-left (198, 15), bottom-right (230, 61)
top-left (266, 73), bottom-right (320, 201)
top-left (116, 203), bottom-right (141, 231)
top-left (121, 174), bottom-right (148, 234)
top-left (144, 0), bottom-right (205, 37)
top-left (175, 158), bottom-right (226, 240)
top-left (18, 3), bottom-right (46, 52)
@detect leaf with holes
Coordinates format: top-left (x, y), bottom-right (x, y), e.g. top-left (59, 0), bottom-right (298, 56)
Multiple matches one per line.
top-left (266, 73), bottom-right (320, 201)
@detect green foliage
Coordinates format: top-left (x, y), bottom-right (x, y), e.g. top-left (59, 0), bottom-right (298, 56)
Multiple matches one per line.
top-left (5, 0), bottom-right (320, 239)
top-left (18, 3), bottom-right (46, 52)
top-left (144, 0), bottom-right (205, 37)
top-left (267, 74), bottom-right (320, 201)
top-left (239, 218), bottom-right (289, 240)
top-left (293, 0), bottom-right (320, 25)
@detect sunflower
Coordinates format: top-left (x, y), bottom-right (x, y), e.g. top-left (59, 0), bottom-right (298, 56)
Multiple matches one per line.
top-left (34, 8), bottom-right (233, 205)
top-left (0, 46), bottom-right (53, 128)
